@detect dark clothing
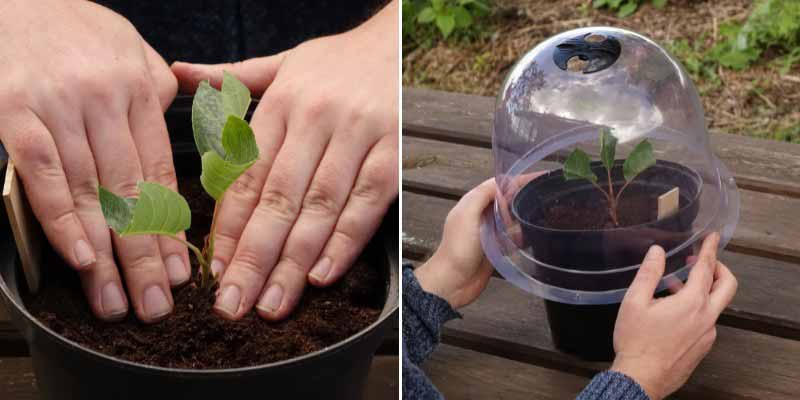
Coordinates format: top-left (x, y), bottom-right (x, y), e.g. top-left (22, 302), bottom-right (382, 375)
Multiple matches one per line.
top-left (402, 266), bottom-right (649, 400)
top-left (93, 0), bottom-right (388, 63)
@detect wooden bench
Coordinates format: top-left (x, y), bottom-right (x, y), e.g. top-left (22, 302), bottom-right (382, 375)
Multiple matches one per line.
top-left (403, 87), bottom-right (800, 399)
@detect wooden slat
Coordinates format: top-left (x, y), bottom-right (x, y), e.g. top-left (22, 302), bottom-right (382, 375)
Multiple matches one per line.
top-left (423, 344), bottom-right (592, 399)
top-left (0, 358), bottom-right (36, 400)
top-left (0, 355), bottom-right (397, 400)
top-left (402, 192), bottom-right (800, 340)
top-left (403, 87), bottom-right (800, 198)
top-left (403, 136), bottom-right (800, 264)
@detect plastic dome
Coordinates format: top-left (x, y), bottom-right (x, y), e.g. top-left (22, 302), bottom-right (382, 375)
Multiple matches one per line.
top-left (480, 27), bottom-right (739, 305)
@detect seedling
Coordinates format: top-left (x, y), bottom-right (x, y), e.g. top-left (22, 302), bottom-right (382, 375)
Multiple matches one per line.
top-left (563, 128), bottom-right (656, 226)
top-left (98, 72), bottom-right (258, 289)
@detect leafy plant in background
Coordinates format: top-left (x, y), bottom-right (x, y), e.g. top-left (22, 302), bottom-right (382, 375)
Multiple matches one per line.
top-left (99, 72), bottom-right (258, 289)
top-left (563, 128), bottom-right (656, 226)
top-left (403, 0), bottom-right (490, 51)
top-left (709, 0), bottom-right (800, 72)
top-left (592, 0), bottom-right (667, 18)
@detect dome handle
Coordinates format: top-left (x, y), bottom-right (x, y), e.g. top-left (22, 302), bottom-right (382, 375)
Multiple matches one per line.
top-left (553, 33), bottom-right (621, 74)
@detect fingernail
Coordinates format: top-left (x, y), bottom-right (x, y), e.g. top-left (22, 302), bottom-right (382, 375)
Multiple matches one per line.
top-left (210, 259), bottom-right (225, 278)
top-left (309, 257), bottom-right (332, 282)
top-left (165, 255), bottom-right (189, 286)
top-left (645, 245), bottom-right (663, 260)
top-left (73, 240), bottom-right (96, 268)
top-left (257, 284), bottom-right (283, 313)
top-left (101, 282), bottom-right (127, 320)
top-left (143, 286), bottom-right (172, 321)
top-left (214, 285), bottom-right (241, 317)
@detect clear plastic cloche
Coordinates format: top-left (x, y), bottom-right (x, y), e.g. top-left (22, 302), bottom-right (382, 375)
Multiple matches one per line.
top-left (480, 27), bottom-right (739, 305)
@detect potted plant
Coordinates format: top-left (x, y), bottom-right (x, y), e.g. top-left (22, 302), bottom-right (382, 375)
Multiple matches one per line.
top-left (511, 128), bottom-right (702, 361)
top-left (0, 74), bottom-right (398, 399)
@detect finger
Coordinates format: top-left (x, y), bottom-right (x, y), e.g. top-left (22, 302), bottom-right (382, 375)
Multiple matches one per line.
top-left (142, 41), bottom-right (178, 112)
top-left (622, 245), bottom-right (666, 307)
top-left (0, 109), bottom-right (96, 271)
top-left (34, 97), bottom-right (129, 320)
top-left (308, 133), bottom-right (398, 288)
top-left (129, 82), bottom-right (190, 287)
top-left (255, 126), bottom-right (377, 320)
top-left (207, 100), bottom-right (287, 279)
top-left (171, 53), bottom-right (286, 96)
top-left (684, 232), bottom-right (720, 295)
top-left (453, 178), bottom-right (496, 219)
top-left (709, 261), bottom-right (738, 316)
top-left (214, 106), bottom-right (331, 320)
top-left (85, 103), bottom-right (173, 323)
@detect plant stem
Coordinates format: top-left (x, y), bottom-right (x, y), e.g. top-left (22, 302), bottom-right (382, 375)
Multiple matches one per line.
top-left (163, 234), bottom-right (208, 272)
top-left (590, 180), bottom-right (620, 226)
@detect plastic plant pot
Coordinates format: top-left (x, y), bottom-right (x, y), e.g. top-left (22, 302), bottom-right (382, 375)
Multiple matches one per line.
top-left (0, 98), bottom-right (399, 399)
top-left (480, 27), bottom-right (740, 362)
top-left (512, 160), bottom-right (701, 360)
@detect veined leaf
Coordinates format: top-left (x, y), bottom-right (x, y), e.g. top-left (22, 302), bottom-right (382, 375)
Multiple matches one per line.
top-left (623, 140), bottom-right (656, 182)
top-left (99, 182), bottom-right (191, 236)
top-left (417, 6), bottom-right (436, 23)
top-left (599, 127), bottom-right (617, 172)
top-left (564, 149), bottom-right (597, 183)
top-left (436, 14), bottom-right (456, 38)
top-left (191, 72), bottom-right (252, 157)
top-left (200, 116), bottom-right (260, 200)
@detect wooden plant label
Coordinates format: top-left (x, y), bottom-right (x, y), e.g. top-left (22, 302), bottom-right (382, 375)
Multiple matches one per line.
top-left (3, 160), bottom-right (43, 293)
top-left (658, 187), bottom-right (680, 220)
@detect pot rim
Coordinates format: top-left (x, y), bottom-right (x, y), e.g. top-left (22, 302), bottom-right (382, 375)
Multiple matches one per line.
top-left (0, 233), bottom-right (398, 377)
top-left (511, 159), bottom-right (703, 233)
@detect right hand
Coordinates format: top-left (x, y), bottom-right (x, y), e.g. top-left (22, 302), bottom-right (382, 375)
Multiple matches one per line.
top-left (0, 0), bottom-right (186, 323)
top-left (611, 233), bottom-right (738, 400)
top-left (414, 179), bottom-right (496, 309)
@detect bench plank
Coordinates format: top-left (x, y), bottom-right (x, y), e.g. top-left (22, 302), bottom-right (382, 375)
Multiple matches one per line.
top-left (424, 344), bottom-right (593, 400)
top-left (403, 136), bottom-right (800, 264)
top-left (402, 191), bottom-right (800, 340)
top-left (403, 87), bottom-right (800, 199)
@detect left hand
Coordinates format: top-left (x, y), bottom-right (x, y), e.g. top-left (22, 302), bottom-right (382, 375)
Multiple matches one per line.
top-left (171, 2), bottom-right (398, 321)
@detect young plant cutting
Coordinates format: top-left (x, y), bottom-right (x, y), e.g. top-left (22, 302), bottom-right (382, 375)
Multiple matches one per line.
top-left (563, 128), bottom-right (656, 227)
top-left (99, 72), bottom-right (258, 291)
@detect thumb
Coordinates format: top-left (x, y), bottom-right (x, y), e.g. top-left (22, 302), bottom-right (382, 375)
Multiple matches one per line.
top-left (171, 51), bottom-right (287, 96)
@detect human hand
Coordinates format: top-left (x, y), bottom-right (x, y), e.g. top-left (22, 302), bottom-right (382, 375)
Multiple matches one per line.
top-left (414, 179), bottom-right (496, 309)
top-left (611, 233), bottom-right (738, 400)
top-left (170, 1), bottom-right (398, 321)
top-left (0, 0), bottom-right (186, 323)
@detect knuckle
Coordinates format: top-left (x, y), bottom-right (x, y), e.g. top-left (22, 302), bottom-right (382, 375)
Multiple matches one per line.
top-left (71, 180), bottom-right (100, 206)
top-left (302, 185), bottom-right (341, 215)
top-left (232, 248), bottom-right (266, 278)
top-left (113, 181), bottom-right (140, 198)
top-left (301, 96), bottom-right (332, 122)
top-left (258, 189), bottom-right (300, 223)
top-left (124, 253), bottom-right (162, 273)
top-left (277, 254), bottom-right (309, 276)
top-left (146, 159), bottom-right (177, 188)
top-left (229, 169), bottom-right (263, 200)
top-left (330, 228), bottom-right (358, 249)
top-left (352, 165), bottom-right (393, 205)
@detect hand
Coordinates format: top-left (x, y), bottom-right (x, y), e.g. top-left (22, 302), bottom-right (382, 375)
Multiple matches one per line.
top-left (414, 179), bottom-right (496, 309)
top-left (611, 233), bottom-right (738, 400)
top-left (170, 1), bottom-right (398, 321)
top-left (0, 0), bottom-right (187, 323)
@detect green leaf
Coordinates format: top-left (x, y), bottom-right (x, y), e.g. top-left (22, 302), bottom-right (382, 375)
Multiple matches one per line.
top-left (99, 182), bottom-right (191, 237)
top-left (431, 0), bottom-right (445, 12)
top-left (436, 14), bottom-right (456, 38)
top-left (453, 6), bottom-right (473, 28)
top-left (652, 0), bottom-right (667, 8)
top-left (221, 71), bottom-right (251, 121)
top-left (564, 149), bottom-right (597, 183)
top-left (599, 127), bottom-right (618, 172)
top-left (417, 6), bottom-right (436, 23)
top-left (191, 73), bottom-right (252, 157)
top-left (200, 116), bottom-right (260, 200)
top-left (617, 2), bottom-right (638, 17)
top-left (623, 140), bottom-right (656, 182)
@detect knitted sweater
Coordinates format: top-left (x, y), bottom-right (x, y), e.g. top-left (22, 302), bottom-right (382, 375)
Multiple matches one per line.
top-left (402, 266), bottom-right (650, 400)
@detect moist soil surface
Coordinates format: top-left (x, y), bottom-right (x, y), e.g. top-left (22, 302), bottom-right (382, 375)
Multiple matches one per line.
top-left (23, 179), bottom-right (386, 369)
top-left (535, 183), bottom-right (687, 230)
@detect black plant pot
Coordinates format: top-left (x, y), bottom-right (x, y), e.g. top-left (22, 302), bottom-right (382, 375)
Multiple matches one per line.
top-left (512, 160), bottom-right (701, 361)
top-left (0, 97), bottom-right (399, 399)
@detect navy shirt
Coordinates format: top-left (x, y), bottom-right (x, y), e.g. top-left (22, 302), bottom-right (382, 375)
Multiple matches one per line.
top-left (93, 0), bottom-right (389, 63)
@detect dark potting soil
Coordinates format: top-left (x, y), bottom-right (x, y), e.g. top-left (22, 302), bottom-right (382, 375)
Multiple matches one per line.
top-left (23, 179), bottom-right (386, 369)
top-left (539, 182), bottom-right (688, 230)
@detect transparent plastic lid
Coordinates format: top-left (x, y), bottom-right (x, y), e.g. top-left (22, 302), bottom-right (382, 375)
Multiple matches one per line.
top-left (480, 27), bottom-right (739, 305)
